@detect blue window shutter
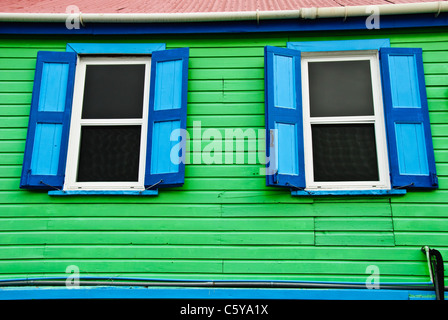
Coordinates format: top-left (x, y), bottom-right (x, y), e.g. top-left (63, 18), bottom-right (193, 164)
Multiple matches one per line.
top-left (264, 46), bottom-right (305, 189)
top-left (145, 47), bottom-right (189, 188)
top-left (380, 47), bottom-right (438, 189)
top-left (20, 51), bottom-right (77, 190)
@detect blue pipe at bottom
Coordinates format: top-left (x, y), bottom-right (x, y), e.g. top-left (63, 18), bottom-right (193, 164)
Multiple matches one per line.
top-left (0, 286), bottom-right (445, 300)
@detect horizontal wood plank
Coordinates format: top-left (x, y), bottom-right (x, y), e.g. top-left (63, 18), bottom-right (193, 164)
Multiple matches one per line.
top-left (0, 231), bottom-right (315, 245)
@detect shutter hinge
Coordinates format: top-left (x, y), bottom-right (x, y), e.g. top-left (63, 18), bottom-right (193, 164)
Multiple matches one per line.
top-left (431, 173), bottom-right (439, 186)
top-left (25, 169), bottom-right (32, 185)
top-left (273, 171), bottom-right (279, 184)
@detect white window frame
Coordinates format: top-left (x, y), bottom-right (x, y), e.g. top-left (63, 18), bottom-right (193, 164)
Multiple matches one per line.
top-left (301, 50), bottom-right (390, 191)
top-left (64, 55), bottom-right (151, 191)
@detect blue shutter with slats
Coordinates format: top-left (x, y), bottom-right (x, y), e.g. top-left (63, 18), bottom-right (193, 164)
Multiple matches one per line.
top-left (264, 46), bottom-right (305, 188)
top-left (145, 47), bottom-right (189, 188)
top-left (380, 47), bottom-right (438, 189)
top-left (20, 51), bottom-right (77, 190)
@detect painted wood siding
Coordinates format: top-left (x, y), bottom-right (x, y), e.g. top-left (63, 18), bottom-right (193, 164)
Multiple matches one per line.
top-left (0, 28), bottom-right (447, 283)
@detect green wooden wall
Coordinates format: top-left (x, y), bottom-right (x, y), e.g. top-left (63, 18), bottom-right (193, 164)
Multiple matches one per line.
top-left (0, 27), bottom-right (447, 284)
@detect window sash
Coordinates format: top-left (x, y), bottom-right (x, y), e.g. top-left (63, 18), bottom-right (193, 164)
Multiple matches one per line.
top-left (64, 56), bottom-right (151, 191)
top-left (301, 51), bottom-right (390, 190)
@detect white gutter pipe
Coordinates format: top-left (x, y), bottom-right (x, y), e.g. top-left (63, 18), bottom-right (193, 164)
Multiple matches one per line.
top-left (0, 1), bottom-right (447, 23)
top-left (422, 246), bottom-right (435, 284)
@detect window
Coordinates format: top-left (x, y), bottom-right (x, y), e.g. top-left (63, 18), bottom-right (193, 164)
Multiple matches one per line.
top-left (264, 40), bottom-right (438, 195)
top-left (20, 44), bottom-right (189, 195)
top-left (64, 56), bottom-right (150, 191)
top-left (301, 51), bottom-right (390, 191)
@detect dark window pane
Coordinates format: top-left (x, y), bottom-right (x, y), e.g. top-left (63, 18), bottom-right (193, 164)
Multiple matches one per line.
top-left (82, 64), bottom-right (145, 119)
top-left (308, 60), bottom-right (374, 117)
top-left (312, 124), bottom-right (379, 182)
top-left (77, 126), bottom-right (141, 182)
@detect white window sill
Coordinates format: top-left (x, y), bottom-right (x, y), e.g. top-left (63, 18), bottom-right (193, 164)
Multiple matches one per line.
top-left (48, 190), bottom-right (158, 196)
top-left (291, 189), bottom-right (406, 197)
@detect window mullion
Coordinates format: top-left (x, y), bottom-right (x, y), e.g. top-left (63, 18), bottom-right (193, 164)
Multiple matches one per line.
top-left (309, 115), bottom-right (376, 124)
top-left (79, 118), bottom-right (144, 126)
